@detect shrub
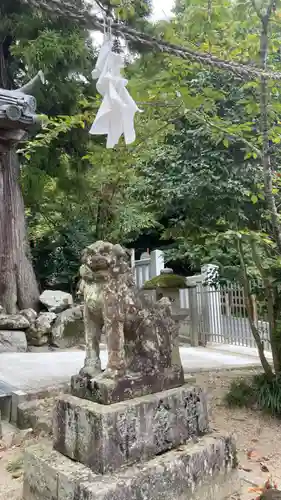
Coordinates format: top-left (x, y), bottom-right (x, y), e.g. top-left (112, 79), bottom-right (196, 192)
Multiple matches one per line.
top-left (224, 373), bottom-right (281, 416)
top-left (254, 373), bottom-right (281, 416)
top-left (224, 379), bottom-right (256, 408)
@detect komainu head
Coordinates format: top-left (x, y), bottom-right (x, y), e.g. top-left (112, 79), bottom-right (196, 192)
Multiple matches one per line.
top-left (79, 241), bottom-right (131, 283)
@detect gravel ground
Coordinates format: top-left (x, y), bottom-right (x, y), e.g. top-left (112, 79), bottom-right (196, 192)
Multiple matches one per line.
top-left (196, 370), bottom-right (281, 499)
top-left (1, 368), bottom-right (281, 500)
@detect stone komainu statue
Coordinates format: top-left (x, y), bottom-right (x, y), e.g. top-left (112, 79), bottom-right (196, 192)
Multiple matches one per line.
top-left (78, 241), bottom-right (184, 389)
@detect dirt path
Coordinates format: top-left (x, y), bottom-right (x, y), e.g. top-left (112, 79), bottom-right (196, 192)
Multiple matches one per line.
top-left (196, 370), bottom-right (281, 498)
top-left (0, 428), bottom-right (51, 500)
top-left (1, 369), bottom-right (280, 499)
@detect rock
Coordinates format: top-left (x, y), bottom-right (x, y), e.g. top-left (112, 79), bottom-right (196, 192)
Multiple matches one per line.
top-left (0, 314), bottom-right (30, 330)
top-left (35, 313), bottom-right (57, 337)
top-left (20, 309), bottom-right (37, 324)
top-left (0, 330), bottom-right (27, 352)
top-left (17, 399), bottom-right (54, 435)
top-left (12, 428), bottom-right (33, 447)
top-left (26, 312), bottom-right (56, 346)
top-left (51, 306), bottom-right (84, 348)
top-left (40, 290), bottom-right (73, 313)
top-left (27, 335), bottom-right (49, 347)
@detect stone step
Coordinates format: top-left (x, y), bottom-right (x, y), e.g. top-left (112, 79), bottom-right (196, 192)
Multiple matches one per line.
top-left (17, 397), bottom-right (55, 435)
top-left (0, 380), bottom-right (16, 420)
top-left (23, 434), bottom-right (239, 500)
top-left (0, 381), bottom-right (69, 426)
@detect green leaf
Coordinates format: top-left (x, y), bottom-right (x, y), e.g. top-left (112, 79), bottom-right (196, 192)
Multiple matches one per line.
top-left (251, 195), bottom-right (258, 204)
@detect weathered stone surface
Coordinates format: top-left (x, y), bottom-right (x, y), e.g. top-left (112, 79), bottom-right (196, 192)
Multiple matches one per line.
top-left (0, 314), bottom-right (30, 330)
top-left (26, 312), bottom-right (57, 344)
top-left (20, 308), bottom-right (38, 324)
top-left (0, 330), bottom-right (27, 352)
top-left (28, 335), bottom-right (49, 346)
top-left (17, 398), bottom-right (54, 434)
top-left (78, 241), bottom-right (184, 398)
top-left (54, 386), bottom-right (209, 474)
top-left (51, 306), bottom-right (84, 348)
top-left (40, 290), bottom-right (73, 313)
top-left (71, 368), bottom-right (184, 405)
top-left (23, 435), bottom-right (238, 500)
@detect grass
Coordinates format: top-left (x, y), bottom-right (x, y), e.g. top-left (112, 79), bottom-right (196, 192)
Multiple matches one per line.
top-left (225, 373), bottom-right (281, 416)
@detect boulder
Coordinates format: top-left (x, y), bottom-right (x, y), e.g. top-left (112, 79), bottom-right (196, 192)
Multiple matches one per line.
top-left (26, 312), bottom-right (57, 345)
top-left (20, 309), bottom-right (38, 324)
top-left (28, 335), bottom-right (49, 347)
top-left (0, 330), bottom-right (27, 352)
top-left (40, 290), bottom-right (73, 313)
top-left (51, 306), bottom-right (84, 348)
top-left (36, 312), bottom-right (57, 336)
top-left (0, 314), bottom-right (30, 330)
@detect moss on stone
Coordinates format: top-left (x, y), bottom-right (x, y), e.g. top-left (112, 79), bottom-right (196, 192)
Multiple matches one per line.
top-left (143, 274), bottom-right (186, 290)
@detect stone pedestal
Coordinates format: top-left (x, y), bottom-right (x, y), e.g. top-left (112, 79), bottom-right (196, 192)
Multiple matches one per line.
top-left (23, 435), bottom-right (238, 500)
top-left (23, 382), bottom-right (239, 500)
top-left (53, 386), bottom-right (208, 474)
top-left (71, 366), bottom-right (184, 405)
top-left (22, 239), bottom-right (239, 499)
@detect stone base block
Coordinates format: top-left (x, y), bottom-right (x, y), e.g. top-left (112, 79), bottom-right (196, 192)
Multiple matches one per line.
top-left (53, 385), bottom-right (209, 474)
top-left (23, 434), bottom-right (239, 500)
top-left (71, 367), bottom-right (184, 404)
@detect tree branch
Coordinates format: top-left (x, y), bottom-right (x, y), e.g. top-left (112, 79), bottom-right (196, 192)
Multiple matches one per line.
top-left (188, 110), bottom-right (262, 157)
top-left (249, 238), bottom-right (281, 372)
top-left (250, 0), bottom-right (263, 20)
top-left (250, 0), bottom-right (276, 22)
top-left (237, 236), bottom-right (273, 376)
top-left (257, 0), bottom-right (281, 253)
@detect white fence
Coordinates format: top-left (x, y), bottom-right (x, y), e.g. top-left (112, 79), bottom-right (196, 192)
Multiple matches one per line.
top-left (132, 250), bottom-right (270, 349)
top-left (188, 276), bottom-right (270, 349)
top-left (131, 249), bottom-right (165, 289)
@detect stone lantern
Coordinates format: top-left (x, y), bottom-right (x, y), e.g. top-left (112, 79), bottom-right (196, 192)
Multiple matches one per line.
top-left (143, 268), bottom-right (187, 309)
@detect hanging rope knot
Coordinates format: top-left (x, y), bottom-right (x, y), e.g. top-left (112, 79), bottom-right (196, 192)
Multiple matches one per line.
top-left (112, 37), bottom-right (122, 54)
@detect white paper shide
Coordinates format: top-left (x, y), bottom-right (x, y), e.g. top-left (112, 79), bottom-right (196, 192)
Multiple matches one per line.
top-left (89, 38), bottom-right (140, 148)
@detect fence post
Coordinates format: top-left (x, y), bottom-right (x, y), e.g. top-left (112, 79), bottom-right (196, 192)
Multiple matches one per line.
top-left (150, 249), bottom-right (165, 279)
top-left (188, 286), bottom-right (200, 346)
top-left (201, 264), bottom-right (222, 343)
top-left (130, 248), bottom-right (136, 283)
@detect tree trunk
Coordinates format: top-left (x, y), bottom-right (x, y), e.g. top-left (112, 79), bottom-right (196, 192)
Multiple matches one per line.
top-left (256, 2), bottom-right (281, 372)
top-left (237, 238), bottom-right (273, 377)
top-left (0, 150), bottom-right (39, 313)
